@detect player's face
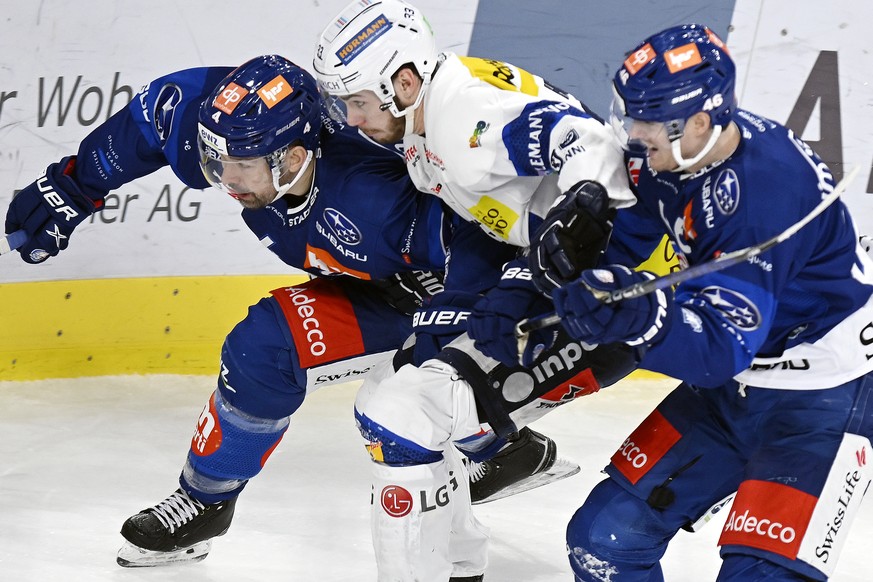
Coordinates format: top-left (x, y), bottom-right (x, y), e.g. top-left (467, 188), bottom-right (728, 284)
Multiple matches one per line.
top-left (211, 156), bottom-right (279, 209)
top-left (627, 120), bottom-right (680, 172)
top-left (340, 91), bottom-right (405, 144)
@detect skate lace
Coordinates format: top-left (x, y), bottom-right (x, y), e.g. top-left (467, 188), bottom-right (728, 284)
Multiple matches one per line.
top-left (468, 460), bottom-right (489, 483)
top-left (149, 490), bottom-right (207, 534)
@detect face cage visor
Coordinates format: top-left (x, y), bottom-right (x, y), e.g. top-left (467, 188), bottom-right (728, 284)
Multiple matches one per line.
top-left (197, 131), bottom-right (313, 203)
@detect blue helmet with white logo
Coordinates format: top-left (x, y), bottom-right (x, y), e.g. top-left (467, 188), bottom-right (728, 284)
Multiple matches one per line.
top-left (613, 24), bottom-right (736, 129)
top-left (198, 55), bottom-right (321, 202)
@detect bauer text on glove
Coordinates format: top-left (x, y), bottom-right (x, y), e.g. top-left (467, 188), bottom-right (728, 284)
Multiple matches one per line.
top-left (5, 156), bottom-right (104, 264)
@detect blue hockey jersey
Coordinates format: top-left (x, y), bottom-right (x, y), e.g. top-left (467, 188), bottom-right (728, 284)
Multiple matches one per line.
top-left (70, 65), bottom-right (457, 284)
top-left (607, 110), bottom-right (873, 389)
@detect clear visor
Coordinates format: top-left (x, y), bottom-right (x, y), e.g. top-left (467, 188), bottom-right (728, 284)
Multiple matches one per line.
top-left (609, 91), bottom-right (685, 152)
top-left (318, 82), bottom-right (409, 127)
top-left (319, 86), bottom-right (351, 127)
top-left (197, 134), bottom-right (291, 201)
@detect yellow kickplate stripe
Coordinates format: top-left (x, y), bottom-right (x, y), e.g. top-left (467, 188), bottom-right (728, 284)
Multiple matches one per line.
top-left (0, 275), bottom-right (307, 381)
top-left (0, 274), bottom-right (669, 382)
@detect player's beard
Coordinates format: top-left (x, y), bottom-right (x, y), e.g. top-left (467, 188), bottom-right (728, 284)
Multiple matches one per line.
top-left (229, 189), bottom-right (276, 210)
top-left (364, 114), bottom-right (406, 145)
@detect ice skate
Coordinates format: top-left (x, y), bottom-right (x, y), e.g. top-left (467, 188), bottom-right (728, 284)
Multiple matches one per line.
top-left (116, 488), bottom-right (236, 567)
top-left (469, 427), bottom-right (580, 504)
top-left (450, 576), bottom-right (484, 581)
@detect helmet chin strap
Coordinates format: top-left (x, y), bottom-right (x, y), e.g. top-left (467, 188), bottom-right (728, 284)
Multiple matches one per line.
top-left (394, 76), bottom-right (431, 138)
top-left (670, 125), bottom-right (722, 173)
top-left (271, 150), bottom-right (314, 203)
top-left (403, 108), bottom-right (417, 137)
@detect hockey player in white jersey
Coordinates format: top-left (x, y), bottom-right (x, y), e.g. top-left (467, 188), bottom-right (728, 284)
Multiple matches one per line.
top-left (521, 24), bottom-right (873, 581)
top-left (313, 1), bottom-right (643, 579)
top-left (314, 2), bottom-right (635, 249)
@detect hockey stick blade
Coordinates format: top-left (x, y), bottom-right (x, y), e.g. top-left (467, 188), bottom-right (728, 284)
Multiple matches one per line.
top-left (517, 165), bottom-right (860, 341)
top-left (1, 229), bottom-right (27, 255)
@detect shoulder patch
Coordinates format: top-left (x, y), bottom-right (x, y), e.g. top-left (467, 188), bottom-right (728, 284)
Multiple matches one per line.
top-left (153, 83), bottom-right (183, 144)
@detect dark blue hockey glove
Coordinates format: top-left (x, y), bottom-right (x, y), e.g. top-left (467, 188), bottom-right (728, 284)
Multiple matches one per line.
top-left (373, 270), bottom-right (445, 315)
top-left (529, 180), bottom-right (615, 295)
top-left (410, 290), bottom-right (480, 366)
top-left (467, 259), bottom-right (556, 367)
top-left (552, 265), bottom-right (673, 347)
top-left (5, 156), bottom-right (103, 264)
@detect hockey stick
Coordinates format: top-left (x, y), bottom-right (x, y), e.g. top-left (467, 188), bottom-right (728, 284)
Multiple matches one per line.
top-left (516, 165), bottom-right (860, 344)
top-left (0, 229), bottom-right (27, 255)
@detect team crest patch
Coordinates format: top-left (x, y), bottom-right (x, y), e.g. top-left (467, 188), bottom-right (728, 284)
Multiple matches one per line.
top-left (714, 168), bottom-right (740, 215)
top-left (323, 207), bottom-right (362, 245)
top-left (700, 286), bottom-right (761, 331)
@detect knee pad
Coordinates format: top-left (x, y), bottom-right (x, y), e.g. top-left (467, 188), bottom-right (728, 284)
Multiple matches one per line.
top-left (183, 389), bottom-right (290, 503)
top-left (357, 408), bottom-right (443, 467)
top-left (220, 297), bottom-right (307, 419)
top-left (567, 478), bottom-right (671, 581)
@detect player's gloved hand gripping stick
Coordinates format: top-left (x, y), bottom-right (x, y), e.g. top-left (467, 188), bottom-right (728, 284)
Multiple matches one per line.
top-left (515, 165), bottom-right (860, 359)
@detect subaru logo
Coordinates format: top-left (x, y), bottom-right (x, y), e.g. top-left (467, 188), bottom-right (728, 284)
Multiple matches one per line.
top-left (323, 207), bottom-right (362, 245)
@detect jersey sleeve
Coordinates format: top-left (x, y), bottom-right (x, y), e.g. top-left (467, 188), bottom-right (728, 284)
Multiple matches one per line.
top-left (438, 56), bottom-right (635, 218)
top-left (502, 100), bottom-right (636, 209)
top-left (638, 208), bottom-right (802, 386)
top-left (604, 201), bottom-right (665, 267)
top-left (74, 66), bottom-right (233, 198)
top-left (442, 216), bottom-right (517, 294)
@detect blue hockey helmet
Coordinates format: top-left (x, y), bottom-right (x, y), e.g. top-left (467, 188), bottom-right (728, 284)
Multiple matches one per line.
top-left (610, 24), bottom-right (736, 171)
top-left (198, 55), bottom-right (321, 202)
top-left (613, 24), bottom-right (736, 128)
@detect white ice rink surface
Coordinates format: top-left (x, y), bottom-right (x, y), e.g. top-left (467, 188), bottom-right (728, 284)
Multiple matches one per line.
top-left (1, 375), bottom-right (871, 581)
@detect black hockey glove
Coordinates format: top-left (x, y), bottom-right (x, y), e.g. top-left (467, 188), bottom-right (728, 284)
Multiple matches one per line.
top-left (529, 180), bottom-right (615, 295)
top-left (371, 270), bottom-right (445, 315)
top-left (6, 156), bottom-right (104, 263)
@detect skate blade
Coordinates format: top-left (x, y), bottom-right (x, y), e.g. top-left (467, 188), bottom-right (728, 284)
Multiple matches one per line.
top-left (116, 539), bottom-right (212, 567)
top-left (472, 457), bottom-right (581, 505)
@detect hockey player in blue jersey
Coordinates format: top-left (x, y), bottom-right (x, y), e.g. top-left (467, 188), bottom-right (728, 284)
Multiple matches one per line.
top-left (527, 25), bottom-right (873, 581)
top-left (2, 55), bottom-right (585, 573)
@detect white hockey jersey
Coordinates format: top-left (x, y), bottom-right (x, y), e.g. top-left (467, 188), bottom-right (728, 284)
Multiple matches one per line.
top-left (402, 53), bottom-right (635, 248)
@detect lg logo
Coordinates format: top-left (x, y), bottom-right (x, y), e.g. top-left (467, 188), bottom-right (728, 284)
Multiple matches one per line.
top-left (381, 485), bottom-right (413, 517)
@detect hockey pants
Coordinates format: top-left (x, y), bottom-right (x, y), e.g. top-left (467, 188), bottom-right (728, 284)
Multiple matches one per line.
top-left (567, 375), bottom-right (873, 582)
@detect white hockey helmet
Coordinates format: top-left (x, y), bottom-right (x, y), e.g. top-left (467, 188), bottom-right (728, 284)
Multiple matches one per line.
top-left (312, 0), bottom-right (437, 119)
